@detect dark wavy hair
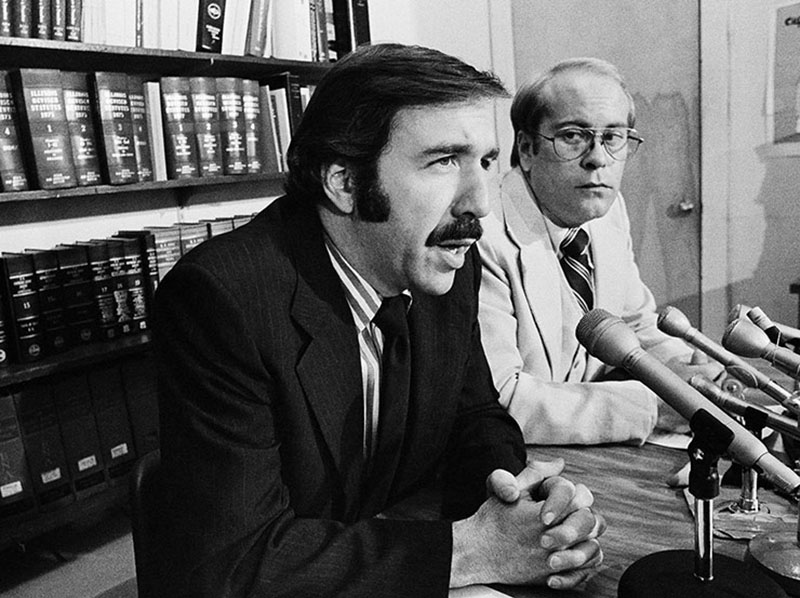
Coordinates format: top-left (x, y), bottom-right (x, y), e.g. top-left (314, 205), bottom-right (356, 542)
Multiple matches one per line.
top-left (285, 43), bottom-right (508, 221)
top-left (509, 57), bottom-right (636, 167)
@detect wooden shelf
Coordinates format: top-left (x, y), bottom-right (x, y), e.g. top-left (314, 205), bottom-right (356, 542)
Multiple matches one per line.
top-left (0, 173), bottom-right (286, 204)
top-left (0, 332), bottom-right (152, 389)
top-left (0, 36), bottom-right (332, 81)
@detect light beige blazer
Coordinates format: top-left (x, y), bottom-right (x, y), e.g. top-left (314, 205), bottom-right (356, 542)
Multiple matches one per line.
top-left (478, 168), bottom-right (692, 445)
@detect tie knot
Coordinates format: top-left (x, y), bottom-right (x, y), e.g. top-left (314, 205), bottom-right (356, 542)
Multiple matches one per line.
top-left (561, 228), bottom-right (589, 258)
top-left (373, 295), bottom-right (409, 339)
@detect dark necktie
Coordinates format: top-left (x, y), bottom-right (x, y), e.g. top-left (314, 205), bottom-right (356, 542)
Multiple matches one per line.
top-left (370, 295), bottom-right (411, 477)
top-left (560, 227), bottom-right (594, 313)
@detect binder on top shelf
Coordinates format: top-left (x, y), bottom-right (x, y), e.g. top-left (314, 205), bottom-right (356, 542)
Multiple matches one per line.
top-left (216, 77), bottom-right (247, 175)
top-left (25, 248), bottom-right (70, 355)
top-left (0, 71), bottom-right (30, 192)
top-left (241, 79), bottom-right (263, 174)
top-left (0, 390), bottom-right (37, 521)
top-left (257, 84), bottom-right (282, 174)
top-left (51, 244), bottom-right (96, 346)
top-left (87, 363), bottom-right (136, 481)
top-left (65, 0), bottom-right (82, 41)
top-left (91, 71), bottom-right (139, 185)
top-left (33, 0), bottom-right (50, 39)
top-left (196, 0), bottom-right (225, 52)
top-left (127, 75), bottom-right (155, 182)
top-left (51, 372), bottom-right (107, 497)
top-left (51, 0), bottom-right (66, 40)
top-left (0, 252), bottom-right (44, 364)
top-left (10, 68), bottom-right (77, 190)
top-left (188, 76), bottom-right (223, 177)
top-left (159, 76), bottom-right (200, 179)
top-left (13, 381), bottom-right (74, 511)
top-left (120, 353), bottom-right (160, 456)
top-left (61, 70), bottom-right (103, 187)
top-left (13, 0), bottom-right (33, 38)
top-left (142, 80), bottom-right (168, 181)
top-left (107, 236), bottom-right (149, 333)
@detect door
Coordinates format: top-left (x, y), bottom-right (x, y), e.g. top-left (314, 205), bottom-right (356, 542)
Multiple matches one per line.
top-left (508, 0), bottom-right (702, 325)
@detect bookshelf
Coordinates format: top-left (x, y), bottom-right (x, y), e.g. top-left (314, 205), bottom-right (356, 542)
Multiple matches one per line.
top-left (0, 33), bottom-right (333, 550)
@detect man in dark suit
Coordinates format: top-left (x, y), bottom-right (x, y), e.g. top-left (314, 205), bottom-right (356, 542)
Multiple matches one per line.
top-left (152, 43), bottom-right (604, 597)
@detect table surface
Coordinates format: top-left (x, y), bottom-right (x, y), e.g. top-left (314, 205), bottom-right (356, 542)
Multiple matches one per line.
top-left (453, 442), bottom-right (796, 598)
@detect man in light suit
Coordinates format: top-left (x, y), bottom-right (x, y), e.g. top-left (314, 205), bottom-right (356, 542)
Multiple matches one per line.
top-left (478, 57), bottom-right (721, 446)
top-left (152, 44), bottom-right (604, 597)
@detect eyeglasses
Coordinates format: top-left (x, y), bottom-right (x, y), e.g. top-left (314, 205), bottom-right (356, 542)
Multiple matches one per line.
top-left (535, 127), bottom-right (643, 161)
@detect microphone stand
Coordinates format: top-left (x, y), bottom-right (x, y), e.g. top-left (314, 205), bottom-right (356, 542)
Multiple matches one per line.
top-left (618, 410), bottom-right (788, 597)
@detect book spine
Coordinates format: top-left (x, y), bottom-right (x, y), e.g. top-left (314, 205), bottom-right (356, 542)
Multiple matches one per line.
top-left (0, 300), bottom-right (9, 367)
top-left (104, 240), bottom-right (133, 336)
top-left (54, 246), bottom-right (96, 345)
top-left (120, 354), bottom-right (160, 455)
top-left (127, 75), bottom-right (154, 182)
top-left (177, 0), bottom-right (199, 51)
top-left (243, 0), bottom-right (269, 57)
top-left (113, 236), bottom-right (149, 332)
top-left (27, 249), bottom-right (70, 354)
top-left (0, 71), bottom-right (30, 192)
top-left (91, 71), bottom-right (139, 184)
top-left (33, 0), bottom-right (50, 39)
top-left (196, 0), bottom-right (224, 52)
top-left (188, 76), bottom-right (223, 177)
top-left (216, 77), bottom-right (247, 175)
top-left (11, 68), bottom-right (77, 190)
top-left (0, 0), bottom-right (12, 36)
top-left (87, 364), bottom-right (136, 480)
top-left (0, 390), bottom-right (37, 520)
top-left (61, 71), bottom-right (103, 187)
top-left (142, 80), bottom-right (167, 181)
top-left (13, 0), bottom-right (33, 37)
top-left (50, 0), bottom-right (65, 39)
top-left (257, 84), bottom-right (281, 174)
top-left (14, 383), bottom-right (74, 510)
top-left (64, 0), bottom-right (81, 40)
top-left (1, 253), bottom-right (44, 363)
top-left (159, 76), bottom-right (199, 179)
top-left (241, 78), bottom-right (262, 174)
top-left (81, 242), bottom-right (118, 341)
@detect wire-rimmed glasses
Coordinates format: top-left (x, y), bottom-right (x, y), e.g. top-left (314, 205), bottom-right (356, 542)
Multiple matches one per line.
top-left (536, 127), bottom-right (644, 161)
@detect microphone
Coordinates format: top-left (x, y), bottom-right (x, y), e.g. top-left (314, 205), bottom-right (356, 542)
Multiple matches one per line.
top-left (576, 308), bottom-right (800, 497)
top-left (689, 374), bottom-right (800, 442)
top-left (747, 306), bottom-right (800, 352)
top-left (657, 305), bottom-right (800, 416)
top-left (723, 317), bottom-right (800, 382)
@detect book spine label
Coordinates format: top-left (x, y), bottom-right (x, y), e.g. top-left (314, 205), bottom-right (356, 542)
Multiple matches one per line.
top-left (160, 78), bottom-right (199, 179)
top-left (241, 79), bottom-right (262, 173)
top-left (62, 73), bottom-right (103, 186)
top-left (94, 74), bottom-right (139, 184)
top-left (0, 74), bottom-right (30, 191)
top-left (196, 0), bottom-right (225, 52)
top-left (217, 78), bottom-right (247, 175)
top-left (0, 0), bottom-right (12, 36)
top-left (65, 0), bottom-right (81, 40)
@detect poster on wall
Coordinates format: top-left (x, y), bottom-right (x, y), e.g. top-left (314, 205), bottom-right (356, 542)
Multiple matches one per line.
top-left (771, 2), bottom-right (800, 144)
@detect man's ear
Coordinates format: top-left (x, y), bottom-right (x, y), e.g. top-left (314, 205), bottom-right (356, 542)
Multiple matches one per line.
top-left (517, 130), bottom-right (535, 171)
top-left (321, 161), bottom-right (355, 214)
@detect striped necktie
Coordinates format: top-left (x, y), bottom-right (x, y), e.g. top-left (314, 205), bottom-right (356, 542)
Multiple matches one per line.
top-left (560, 227), bottom-right (594, 313)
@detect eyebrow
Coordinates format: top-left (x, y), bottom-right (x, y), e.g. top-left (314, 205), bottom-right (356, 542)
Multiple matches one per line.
top-left (420, 144), bottom-right (500, 160)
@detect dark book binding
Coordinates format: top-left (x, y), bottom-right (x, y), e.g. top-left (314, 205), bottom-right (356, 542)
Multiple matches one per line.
top-left (50, 0), bottom-right (65, 40)
top-left (99, 238), bottom-right (134, 336)
top-left (52, 244), bottom-right (96, 345)
top-left (10, 68), bottom-right (77, 190)
top-left (115, 229), bottom-right (159, 310)
top-left (13, 382), bottom-right (74, 509)
top-left (70, 241), bottom-right (118, 341)
top-left (0, 0), bottom-right (11, 37)
top-left (216, 77), bottom-right (247, 175)
top-left (188, 76), bottom-right (223, 177)
top-left (0, 252), bottom-right (44, 363)
top-left (177, 222), bottom-right (209, 257)
top-left (25, 248), bottom-right (70, 354)
top-left (159, 76), bottom-right (199, 179)
top-left (61, 70), bottom-right (103, 187)
top-left (264, 71), bottom-right (304, 134)
top-left (91, 71), bottom-right (139, 184)
top-left (241, 78), bottom-right (263, 173)
top-left (120, 353), bottom-right (160, 456)
top-left (32, 0), bottom-right (50, 39)
top-left (108, 236), bottom-right (149, 333)
top-left (0, 390), bottom-right (36, 520)
top-left (196, 0), bottom-right (225, 52)
top-left (0, 71), bottom-right (30, 191)
top-left (127, 75), bottom-right (154, 182)
top-left (87, 364), bottom-right (136, 480)
top-left (51, 372), bottom-right (107, 496)
top-left (12, 0), bottom-right (32, 37)
top-left (64, 0), bottom-right (80, 41)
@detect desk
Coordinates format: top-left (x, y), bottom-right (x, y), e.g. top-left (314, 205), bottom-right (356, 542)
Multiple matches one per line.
top-left (458, 442), bottom-right (793, 598)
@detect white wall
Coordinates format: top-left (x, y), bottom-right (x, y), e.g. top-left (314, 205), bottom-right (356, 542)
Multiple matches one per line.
top-left (701, 0), bottom-right (800, 336)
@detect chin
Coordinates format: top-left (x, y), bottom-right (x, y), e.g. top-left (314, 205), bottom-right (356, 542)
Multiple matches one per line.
top-left (414, 272), bottom-right (457, 297)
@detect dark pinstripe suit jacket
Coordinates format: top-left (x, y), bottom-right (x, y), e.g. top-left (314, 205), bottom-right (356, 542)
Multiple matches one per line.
top-left (152, 194), bottom-right (526, 597)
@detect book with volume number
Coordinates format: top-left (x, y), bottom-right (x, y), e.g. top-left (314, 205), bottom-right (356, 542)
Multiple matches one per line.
top-left (139, 225), bottom-right (181, 280)
top-left (91, 71), bottom-right (139, 184)
top-left (11, 68), bottom-right (77, 190)
top-left (13, 382), bottom-right (74, 510)
top-left (177, 222), bottom-right (209, 256)
top-left (216, 77), bottom-right (247, 175)
top-left (188, 76), bottom-right (223, 177)
top-left (0, 71), bottom-right (29, 191)
top-left (69, 240), bottom-right (117, 341)
top-left (127, 75), bottom-right (154, 182)
top-left (51, 372), bottom-right (107, 497)
top-left (87, 364), bottom-right (136, 480)
top-left (13, 0), bottom-right (33, 37)
top-left (108, 236), bottom-right (149, 333)
top-left (33, 0), bottom-right (50, 39)
top-left (51, 0), bottom-right (66, 39)
top-left (160, 76), bottom-right (199, 179)
top-left (25, 248), bottom-right (69, 354)
top-left (51, 244), bottom-right (96, 346)
top-left (114, 228), bottom-right (159, 307)
top-left (0, 0), bottom-right (11, 37)
top-left (241, 78), bottom-right (263, 173)
top-left (65, 0), bottom-right (81, 40)
top-left (0, 252), bottom-right (44, 364)
top-left (0, 390), bottom-right (36, 520)
top-left (99, 238), bottom-right (134, 336)
top-left (196, 0), bottom-right (225, 52)
top-left (61, 70), bottom-right (103, 187)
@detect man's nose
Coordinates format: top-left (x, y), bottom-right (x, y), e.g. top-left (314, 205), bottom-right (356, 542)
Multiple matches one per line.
top-left (580, 133), bottom-right (612, 169)
top-left (455, 166), bottom-right (493, 219)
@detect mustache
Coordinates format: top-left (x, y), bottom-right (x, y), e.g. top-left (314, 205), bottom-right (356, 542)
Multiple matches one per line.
top-left (426, 215), bottom-right (483, 246)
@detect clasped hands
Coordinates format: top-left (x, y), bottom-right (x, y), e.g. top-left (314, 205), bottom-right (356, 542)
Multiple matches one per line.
top-left (450, 458), bottom-right (606, 590)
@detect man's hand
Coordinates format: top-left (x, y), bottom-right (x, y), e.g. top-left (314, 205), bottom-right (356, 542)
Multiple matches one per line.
top-left (450, 460), bottom-right (606, 590)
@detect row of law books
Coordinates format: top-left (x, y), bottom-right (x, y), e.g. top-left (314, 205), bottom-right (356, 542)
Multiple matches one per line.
top-left (0, 212), bottom-right (255, 367)
top-left (0, 355), bottom-right (159, 523)
top-left (0, 68), bottom-right (310, 192)
top-left (0, 0), bottom-right (82, 41)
